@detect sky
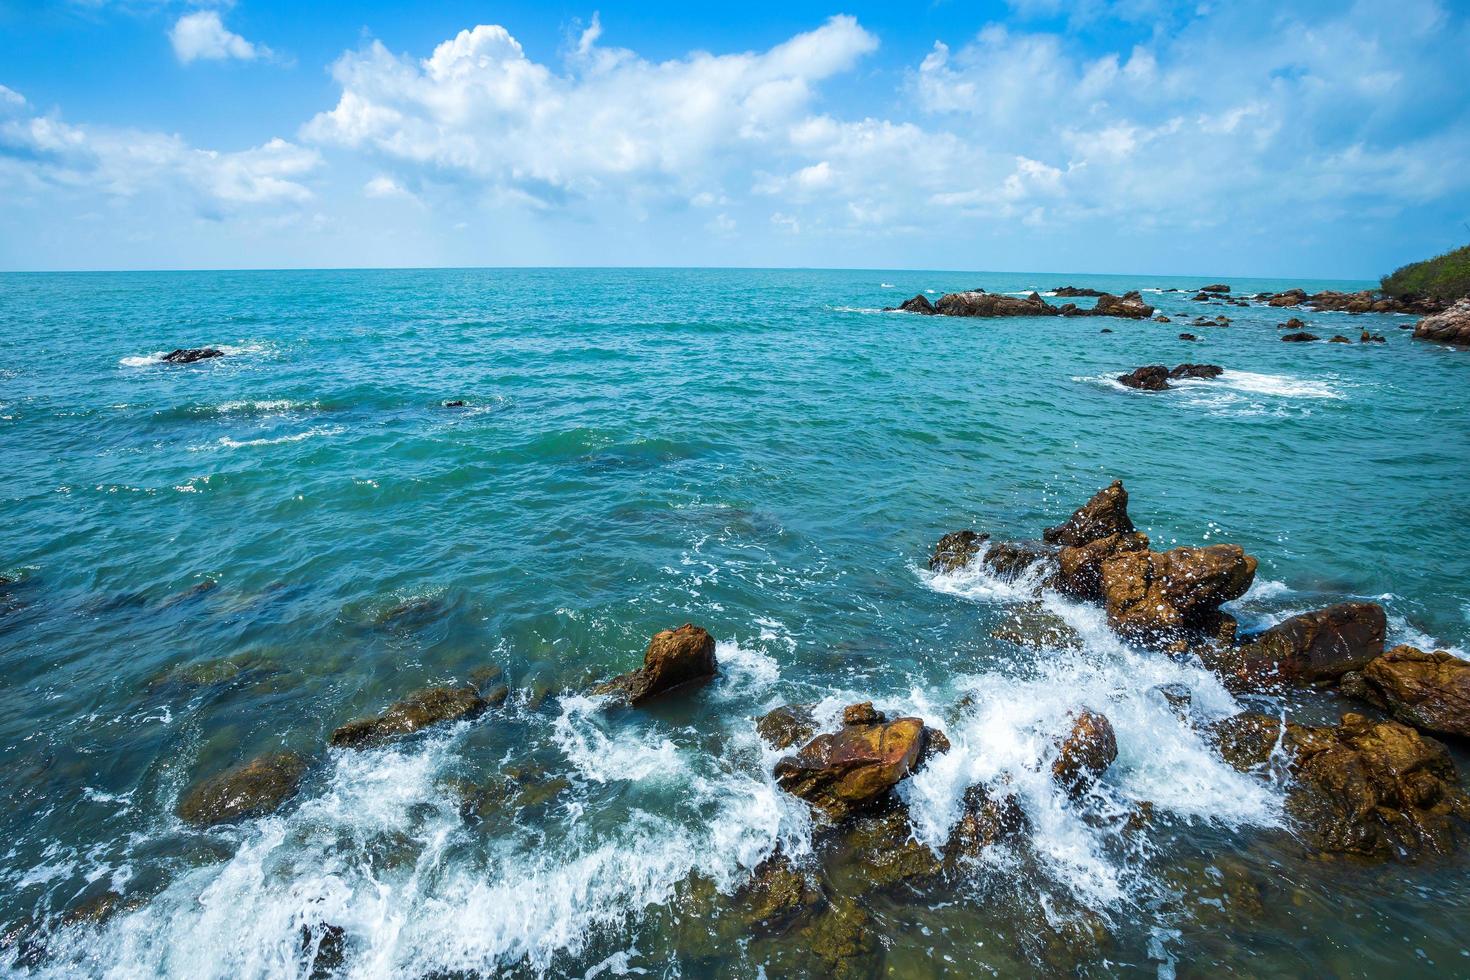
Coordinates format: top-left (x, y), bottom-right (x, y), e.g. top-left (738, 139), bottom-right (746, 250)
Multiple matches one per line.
top-left (1, 0), bottom-right (1468, 276)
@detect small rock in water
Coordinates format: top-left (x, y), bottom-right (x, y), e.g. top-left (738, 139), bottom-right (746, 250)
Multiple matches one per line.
top-left (442, 399), bottom-right (467, 408)
top-left (773, 704), bottom-right (930, 819)
top-left (1099, 327), bottom-right (1113, 334)
top-left (1051, 709), bottom-right (1118, 796)
top-left (162, 347), bottom-right (225, 364)
top-left (1329, 335), bottom-right (1352, 343)
top-left (592, 623), bottom-right (718, 705)
top-left (330, 685), bottom-right (488, 748)
top-left (1341, 645), bottom-right (1470, 739)
top-left (1117, 365), bottom-right (1171, 390)
top-left (929, 528), bottom-right (986, 573)
top-left (756, 704), bottom-right (818, 750)
top-left (1154, 315), bottom-right (1171, 323)
top-left (1178, 333), bottom-right (1198, 341)
top-left (1198, 284), bottom-right (1231, 293)
top-left (176, 751), bottom-right (308, 826)
top-left (1169, 363), bottom-right (1223, 379)
top-left (887, 293), bottom-right (936, 315)
top-left (1280, 331), bottom-right (1319, 342)
top-left (1413, 298), bottom-right (1470, 346)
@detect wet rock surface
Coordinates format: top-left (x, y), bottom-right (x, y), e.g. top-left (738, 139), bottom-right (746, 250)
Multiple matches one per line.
top-left (162, 347), bottom-right (225, 364)
top-left (1413, 298), bottom-right (1470, 346)
top-left (1341, 645), bottom-right (1470, 739)
top-left (330, 685), bottom-right (488, 748)
top-left (1099, 544), bottom-right (1256, 644)
top-left (756, 704), bottom-right (818, 750)
top-left (1051, 709), bottom-right (1118, 795)
top-left (1220, 602), bottom-right (1386, 686)
top-left (1118, 365), bottom-right (1171, 390)
top-left (1043, 480), bottom-right (1135, 547)
top-left (1281, 331), bottom-right (1319, 342)
top-left (887, 294), bottom-right (937, 315)
top-left (1092, 291), bottom-right (1155, 319)
top-left (774, 706), bottom-right (929, 820)
top-left (593, 624), bottom-right (719, 705)
top-left (176, 751), bottom-right (308, 827)
top-left (1169, 362), bottom-right (1223, 379)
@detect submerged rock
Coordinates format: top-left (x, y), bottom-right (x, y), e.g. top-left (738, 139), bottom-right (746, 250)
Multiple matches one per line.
top-left (888, 294), bottom-right (937, 315)
top-left (737, 855), bottom-right (825, 931)
top-left (1221, 602), bottom-right (1386, 686)
top-left (774, 706), bottom-right (930, 819)
top-left (1051, 709), bottom-right (1118, 795)
top-left (1117, 365), bottom-right (1171, 390)
top-left (1329, 335), bottom-right (1352, 343)
top-left (1413, 298), bottom-right (1470, 346)
top-left (442, 399), bottom-right (467, 408)
top-left (756, 704), bottom-right (818, 750)
top-left (945, 784), bottom-right (1028, 860)
top-left (162, 347), bottom-right (225, 364)
top-left (176, 751), bottom-right (308, 827)
top-left (593, 623), bottom-right (719, 705)
top-left (990, 602), bottom-right (1084, 649)
top-left (1341, 645), bottom-right (1470, 739)
top-left (1280, 331), bottom-right (1319, 342)
top-left (329, 685), bottom-right (488, 748)
top-left (1099, 545), bottom-right (1256, 644)
top-left (1212, 712), bottom-right (1470, 860)
top-left (1178, 333), bottom-right (1198, 341)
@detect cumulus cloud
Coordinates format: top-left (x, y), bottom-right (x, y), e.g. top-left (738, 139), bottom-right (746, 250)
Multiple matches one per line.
top-left (170, 10), bottom-right (268, 64)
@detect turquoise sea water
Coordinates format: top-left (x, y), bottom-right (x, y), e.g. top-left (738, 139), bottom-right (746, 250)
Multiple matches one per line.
top-left (1, 268), bottom-right (1468, 977)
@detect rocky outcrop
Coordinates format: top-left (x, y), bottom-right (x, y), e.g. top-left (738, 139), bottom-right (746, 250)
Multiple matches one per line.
top-left (1169, 363), bottom-right (1223, 379)
top-left (1262, 288), bottom-right (1442, 315)
top-left (935, 291), bottom-right (1055, 317)
top-left (1329, 335), bottom-right (1351, 343)
top-left (1267, 289), bottom-right (1308, 307)
top-left (1178, 333), bottom-right (1197, 341)
top-left (757, 704), bottom-right (819, 750)
top-left (163, 347), bottom-right (225, 364)
top-left (1043, 480), bottom-right (1136, 546)
top-left (1279, 317), bottom-right (1307, 330)
top-left (330, 685), bottom-right (488, 748)
top-left (945, 784), bottom-right (1028, 860)
top-left (1280, 332), bottom-right (1318, 342)
top-left (1092, 291), bottom-right (1155, 319)
top-left (774, 704), bottom-right (934, 819)
top-left (1118, 365), bottom-right (1170, 390)
top-left (1341, 646), bottom-right (1470, 739)
top-left (888, 294), bottom-right (937, 315)
top-left (991, 602), bottom-right (1083, 650)
top-left (1211, 712), bottom-right (1470, 860)
top-left (1099, 545), bottom-right (1256, 644)
top-left (1055, 531), bottom-right (1150, 600)
top-left (1198, 284), bottom-right (1230, 293)
top-left (176, 751), bottom-right (308, 826)
top-left (1217, 602), bottom-right (1386, 687)
top-left (928, 530), bottom-right (1056, 583)
top-left (1413, 298), bottom-right (1470, 346)
top-left (592, 624), bottom-right (719, 705)
top-left (1053, 286), bottom-right (1106, 297)
top-left (929, 529), bottom-right (984, 574)
top-left (1361, 330), bottom-right (1386, 343)
top-left (1051, 709), bottom-right (1118, 795)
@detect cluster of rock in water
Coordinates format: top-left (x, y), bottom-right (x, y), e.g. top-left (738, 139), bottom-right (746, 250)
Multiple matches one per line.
top-left (145, 480), bottom-right (1470, 975)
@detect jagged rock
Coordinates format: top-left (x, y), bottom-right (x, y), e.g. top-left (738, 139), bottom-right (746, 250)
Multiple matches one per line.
top-left (330, 685), bottom-right (488, 748)
top-left (1329, 335), bottom-right (1351, 343)
top-left (1361, 330), bottom-right (1386, 343)
top-left (1118, 365), bottom-right (1171, 390)
top-left (927, 529), bottom-right (1055, 582)
top-left (1220, 602), bottom-right (1386, 686)
top-left (774, 707), bottom-right (930, 819)
top-left (1056, 531), bottom-right (1150, 601)
top-left (831, 803), bottom-right (942, 890)
top-left (1169, 363), bottom-right (1223, 379)
top-left (737, 855), bottom-right (825, 931)
top-left (1267, 289), bottom-right (1308, 307)
top-left (1099, 545), bottom-right (1256, 644)
top-left (888, 294), bottom-right (936, 315)
top-left (1281, 332), bottom-right (1319, 342)
top-left (1413, 298), bottom-right (1470, 346)
top-left (1051, 709), bottom-right (1118, 795)
top-left (799, 895), bottom-right (881, 979)
top-left (162, 347), bottom-right (224, 364)
top-left (1279, 317), bottom-right (1307, 329)
top-left (1211, 712), bottom-right (1470, 859)
top-left (1341, 646), bottom-right (1470, 739)
top-left (176, 751), bottom-right (308, 826)
top-left (945, 784), bottom-right (1027, 860)
top-left (300, 923), bottom-right (347, 980)
top-left (935, 291), bottom-right (1055, 317)
top-left (757, 704), bottom-right (819, 750)
top-left (1054, 286), bottom-right (1106, 297)
top-left (981, 539), bottom-right (1057, 582)
top-left (929, 529), bottom-right (984, 573)
top-left (1043, 480), bottom-right (1136, 546)
top-left (1198, 284), bottom-right (1231, 293)
top-left (592, 624), bottom-right (719, 705)
top-left (1092, 291), bottom-right (1155, 319)
top-left (1178, 333), bottom-right (1198, 341)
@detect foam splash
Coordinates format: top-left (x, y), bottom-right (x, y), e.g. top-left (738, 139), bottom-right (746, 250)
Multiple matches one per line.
top-left (119, 343), bottom-right (271, 368)
top-left (213, 425), bottom-right (345, 450)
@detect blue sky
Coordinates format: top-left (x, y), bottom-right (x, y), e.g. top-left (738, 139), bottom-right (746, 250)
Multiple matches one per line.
top-left (1, 0), bottom-right (1467, 275)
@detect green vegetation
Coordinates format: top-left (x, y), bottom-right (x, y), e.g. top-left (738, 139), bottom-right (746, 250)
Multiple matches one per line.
top-left (1381, 243), bottom-right (1470, 302)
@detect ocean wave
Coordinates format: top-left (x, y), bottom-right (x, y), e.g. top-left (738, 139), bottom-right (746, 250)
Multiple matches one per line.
top-left (119, 343), bottom-right (272, 368)
top-left (1386, 612), bottom-right (1468, 660)
top-left (211, 425), bottom-right (345, 450)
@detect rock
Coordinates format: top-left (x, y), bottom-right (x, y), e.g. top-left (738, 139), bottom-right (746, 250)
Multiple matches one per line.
top-left (1100, 327), bottom-right (1113, 334)
top-left (1118, 365), bottom-right (1170, 390)
top-left (981, 539), bottom-right (1057, 582)
top-left (483, 683), bottom-right (510, 707)
top-left (1155, 315), bottom-right (1171, 323)
top-left (799, 895), bottom-right (881, 978)
top-left (442, 400), bottom-right (466, 408)
top-left (1211, 712), bottom-right (1470, 859)
top-left (1280, 331), bottom-right (1318, 342)
top-left (1099, 545), bottom-right (1257, 644)
top-left (757, 704), bottom-right (819, 750)
top-left (1054, 286), bottom-right (1106, 297)
top-left (1413, 298), bottom-right (1470, 346)
top-left (176, 751), bottom-right (308, 827)
top-left (889, 294), bottom-right (936, 315)
top-left (1191, 292), bottom-right (1212, 301)
top-left (1051, 709), bottom-right (1118, 795)
top-left (1267, 289), bottom-right (1307, 307)
top-left (1198, 284), bottom-right (1230, 293)
top-left (1178, 333), bottom-right (1198, 341)
top-left (1280, 317), bottom-right (1307, 329)
top-left (1225, 602), bottom-right (1386, 686)
top-left (929, 529), bottom-right (984, 573)
top-left (945, 784), bottom-right (1027, 860)
top-left (934, 291), bottom-right (1056, 317)
top-left (843, 701), bottom-right (884, 726)
top-left (300, 922), bottom-right (347, 980)
top-left (832, 803), bottom-right (943, 890)
top-left (1152, 683), bottom-right (1193, 719)
top-left (1043, 480), bottom-right (1137, 547)
top-left (162, 347), bottom-right (225, 364)
top-left (592, 624), bottom-right (719, 705)
top-left (1092, 291), bottom-right (1155, 319)
top-left (1329, 335), bottom-right (1351, 344)
top-left (1169, 363), bottom-right (1223, 379)
top-left (1341, 646), bottom-right (1470, 739)
top-left (1362, 331), bottom-right (1386, 343)
top-left (737, 855), bottom-right (824, 931)
top-left (990, 602), bottom-right (1084, 649)
top-left (330, 685), bottom-right (488, 748)
top-left (1055, 532), bottom-right (1150, 601)
top-left (774, 708), bottom-right (929, 819)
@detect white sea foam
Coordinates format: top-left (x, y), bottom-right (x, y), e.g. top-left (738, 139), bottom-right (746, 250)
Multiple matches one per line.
top-left (1386, 612), bottom-right (1468, 660)
top-left (554, 695), bottom-right (687, 785)
top-left (1211, 369), bottom-right (1343, 400)
top-left (213, 425), bottom-right (344, 449)
top-left (880, 283), bottom-right (896, 288)
top-left (712, 638), bottom-right (781, 699)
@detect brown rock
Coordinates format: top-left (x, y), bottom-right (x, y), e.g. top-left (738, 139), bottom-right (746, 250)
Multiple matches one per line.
top-left (1413, 298), bottom-right (1470, 346)
top-left (929, 529), bottom-right (984, 573)
top-left (1056, 531), bottom-right (1150, 601)
top-left (1268, 289), bottom-right (1307, 307)
top-left (774, 709), bottom-right (928, 819)
top-left (1051, 709), bottom-right (1118, 795)
top-left (1093, 291), bottom-right (1155, 319)
top-left (330, 685), bottom-right (488, 748)
top-left (1054, 286), bottom-right (1106, 297)
top-left (1281, 332), bottom-right (1319, 342)
top-left (1280, 317), bottom-right (1307, 329)
top-left (1343, 645), bottom-right (1470, 739)
top-left (1228, 602), bottom-right (1386, 685)
top-left (1169, 363), bottom-right (1223, 379)
top-left (1099, 545), bottom-right (1256, 644)
top-left (945, 784), bottom-right (1028, 860)
top-left (935, 291), bottom-right (1056, 317)
top-left (1117, 365), bottom-right (1170, 390)
top-left (1198, 284), bottom-right (1231, 293)
top-left (1043, 480), bottom-right (1136, 546)
top-left (1178, 333), bottom-right (1198, 341)
top-left (1329, 335), bottom-right (1351, 343)
top-left (889, 294), bottom-right (936, 315)
top-left (757, 704), bottom-right (819, 750)
top-left (737, 855), bottom-right (825, 931)
top-left (176, 751), bottom-right (308, 826)
top-left (593, 624), bottom-right (719, 705)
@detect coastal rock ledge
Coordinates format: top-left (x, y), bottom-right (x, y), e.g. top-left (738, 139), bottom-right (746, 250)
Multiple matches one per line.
top-left (1413, 299), bottom-right (1470, 346)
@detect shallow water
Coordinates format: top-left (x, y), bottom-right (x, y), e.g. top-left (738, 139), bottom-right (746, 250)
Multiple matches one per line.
top-left (1, 268), bottom-right (1468, 977)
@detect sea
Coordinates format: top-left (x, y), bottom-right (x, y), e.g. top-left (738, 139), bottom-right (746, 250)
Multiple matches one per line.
top-left (1, 267), bottom-right (1468, 977)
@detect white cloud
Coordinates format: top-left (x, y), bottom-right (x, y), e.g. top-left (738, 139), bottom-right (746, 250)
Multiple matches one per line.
top-left (363, 174), bottom-right (414, 200)
top-left (0, 85), bottom-right (25, 108)
top-left (170, 10), bottom-right (268, 64)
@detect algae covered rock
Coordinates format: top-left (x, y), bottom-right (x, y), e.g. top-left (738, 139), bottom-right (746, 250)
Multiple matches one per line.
top-left (176, 751), bottom-right (308, 827)
top-left (1226, 602), bottom-right (1386, 686)
top-left (330, 685), bottom-right (488, 749)
top-left (756, 704), bottom-right (818, 750)
top-left (929, 529), bottom-right (985, 573)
